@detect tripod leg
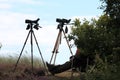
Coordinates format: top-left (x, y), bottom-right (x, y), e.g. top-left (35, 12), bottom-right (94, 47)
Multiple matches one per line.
top-left (62, 30), bottom-right (73, 56)
top-left (53, 52), bottom-right (57, 64)
top-left (13, 31), bottom-right (31, 72)
top-left (32, 32), bottom-right (48, 73)
top-left (52, 30), bottom-right (62, 54)
top-left (30, 30), bottom-right (34, 72)
top-left (62, 30), bottom-right (75, 79)
top-left (50, 36), bottom-right (60, 64)
top-left (53, 33), bottom-right (61, 64)
top-left (50, 30), bottom-right (62, 64)
top-left (50, 52), bottom-right (55, 64)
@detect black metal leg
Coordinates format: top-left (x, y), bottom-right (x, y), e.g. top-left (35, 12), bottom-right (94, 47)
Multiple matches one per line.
top-left (13, 31), bottom-right (31, 72)
top-left (30, 30), bottom-right (34, 72)
top-left (32, 31), bottom-right (48, 74)
top-left (62, 30), bottom-right (74, 80)
top-left (62, 30), bottom-right (73, 56)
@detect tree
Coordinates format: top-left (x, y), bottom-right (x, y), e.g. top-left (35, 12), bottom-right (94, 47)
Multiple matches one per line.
top-left (100, 0), bottom-right (120, 19)
top-left (100, 0), bottom-right (120, 54)
top-left (69, 14), bottom-right (117, 60)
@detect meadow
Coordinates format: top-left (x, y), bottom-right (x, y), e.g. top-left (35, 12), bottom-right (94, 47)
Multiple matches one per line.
top-left (0, 56), bottom-right (45, 80)
top-left (0, 56), bottom-right (80, 80)
top-left (0, 55), bottom-right (120, 80)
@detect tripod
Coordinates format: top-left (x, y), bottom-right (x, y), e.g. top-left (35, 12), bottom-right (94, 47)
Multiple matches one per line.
top-left (49, 18), bottom-right (80, 80)
top-left (13, 18), bottom-right (47, 73)
top-left (49, 18), bottom-right (73, 64)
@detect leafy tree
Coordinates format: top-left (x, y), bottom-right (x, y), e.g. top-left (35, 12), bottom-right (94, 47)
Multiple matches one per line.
top-left (68, 0), bottom-right (120, 61)
top-left (69, 14), bottom-right (117, 60)
top-left (100, 0), bottom-right (120, 19)
top-left (100, 0), bottom-right (120, 61)
top-left (67, 1), bottom-right (120, 79)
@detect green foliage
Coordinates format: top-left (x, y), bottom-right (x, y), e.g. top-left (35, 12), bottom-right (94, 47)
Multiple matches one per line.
top-left (69, 14), bottom-right (120, 61)
top-left (70, 18), bottom-right (96, 56)
top-left (100, 0), bottom-right (120, 47)
top-left (80, 57), bottom-right (120, 80)
top-left (100, 0), bottom-right (120, 19)
top-left (68, 5), bottom-right (120, 78)
top-left (68, 1), bottom-right (120, 78)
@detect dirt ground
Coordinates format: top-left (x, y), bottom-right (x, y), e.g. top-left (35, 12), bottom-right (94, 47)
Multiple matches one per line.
top-left (0, 70), bottom-right (80, 80)
top-left (0, 65), bottom-right (80, 80)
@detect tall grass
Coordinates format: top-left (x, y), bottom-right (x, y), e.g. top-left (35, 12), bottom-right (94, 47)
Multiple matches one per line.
top-left (0, 55), bottom-right (44, 68)
top-left (0, 55), bottom-right (47, 80)
top-left (1, 53), bottom-right (119, 80)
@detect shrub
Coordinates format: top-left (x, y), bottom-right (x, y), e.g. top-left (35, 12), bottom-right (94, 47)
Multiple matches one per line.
top-left (80, 56), bottom-right (120, 80)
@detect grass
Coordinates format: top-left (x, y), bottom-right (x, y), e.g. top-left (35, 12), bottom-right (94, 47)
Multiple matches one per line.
top-left (0, 55), bottom-right (48, 80)
top-left (0, 55), bottom-right (80, 80)
top-left (1, 54), bottom-right (119, 80)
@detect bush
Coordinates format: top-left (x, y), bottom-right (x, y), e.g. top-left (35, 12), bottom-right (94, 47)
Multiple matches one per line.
top-left (80, 56), bottom-right (120, 80)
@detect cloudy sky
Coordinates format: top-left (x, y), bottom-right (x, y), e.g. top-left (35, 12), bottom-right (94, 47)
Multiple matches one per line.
top-left (0, 0), bottom-right (102, 64)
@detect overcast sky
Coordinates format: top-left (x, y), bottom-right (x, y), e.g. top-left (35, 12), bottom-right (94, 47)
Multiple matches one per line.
top-left (0, 0), bottom-right (102, 64)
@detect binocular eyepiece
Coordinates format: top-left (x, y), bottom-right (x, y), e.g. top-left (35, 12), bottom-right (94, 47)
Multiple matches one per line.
top-left (56, 18), bottom-right (71, 24)
top-left (25, 18), bottom-right (40, 24)
top-left (56, 18), bottom-right (71, 32)
top-left (25, 18), bottom-right (41, 30)
top-left (25, 18), bottom-right (71, 30)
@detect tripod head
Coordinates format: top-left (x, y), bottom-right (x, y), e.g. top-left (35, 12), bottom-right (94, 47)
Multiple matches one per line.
top-left (56, 18), bottom-right (71, 30)
top-left (25, 18), bottom-right (42, 30)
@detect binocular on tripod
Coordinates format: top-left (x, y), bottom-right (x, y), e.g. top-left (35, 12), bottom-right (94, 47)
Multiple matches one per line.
top-left (56, 18), bottom-right (71, 31)
top-left (50, 18), bottom-right (73, 64)
top-left (56, 18), bottom-right (71, 24)
top-left (14, 18), bottom-right (73, 75)
top-left (25, 18), bottom-right (42, 30)
top-left (13, 18), bottom-right (47, 73)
